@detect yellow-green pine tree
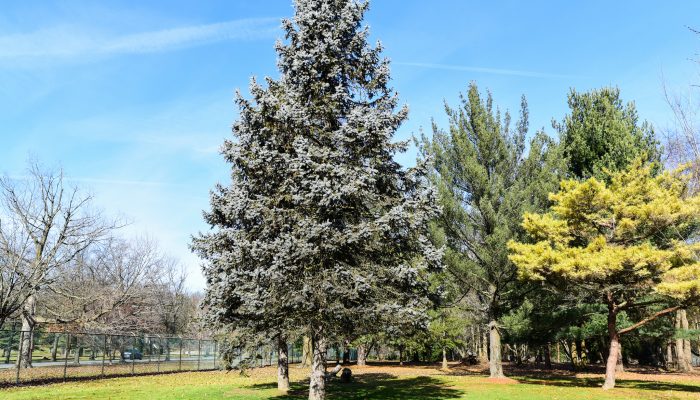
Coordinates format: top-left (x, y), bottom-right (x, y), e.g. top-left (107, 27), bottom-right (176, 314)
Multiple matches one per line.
top-left (509, 160), bottom-right (700, 389)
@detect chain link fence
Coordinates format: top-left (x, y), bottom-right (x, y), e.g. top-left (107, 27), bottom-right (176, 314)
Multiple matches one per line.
top-left (0, 322), bottom-right (361, 387)
top-left (0, 323), bottom-right (218, 386)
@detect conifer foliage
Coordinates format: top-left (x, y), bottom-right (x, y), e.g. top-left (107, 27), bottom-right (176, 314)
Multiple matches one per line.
top-left (422, 83), bottom-right (564, 379)
top-left (509, 160), bottom-right (700, 389)
top-left (192, 1), bottom-right (439, 399)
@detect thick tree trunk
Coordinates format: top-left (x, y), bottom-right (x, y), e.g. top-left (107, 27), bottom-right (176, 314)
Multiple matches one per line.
top-left (309, 330), bottom-right (326, 400)
top-left (442, 347), bottom-right (448, 370)
top-left (616, 343), bottom-right (624, 373)
top-left (301, 336), bottom-right (312, 368)
top-left (682, 311), bottom-right (693, 372)
top-left (544, 343), bottom-right (552, 370)
top-left (357, 344), bottom-right (367, 366)
top-left (488, 321), bottom-right (504, 378)
top-left (603, 310), bottom-right (619, 390)
top-left (17, 295), bottom-right (36, 368)
top-left (277, 336), bottom-right (289, 392)
top-left (676, 310), bottom-right (693, 372)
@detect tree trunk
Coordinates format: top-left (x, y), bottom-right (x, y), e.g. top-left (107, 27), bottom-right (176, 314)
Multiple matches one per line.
top-left (488, 320), bottom-right (504, 378)
top-left (676, 310), bottom-right (693, 372)
top-left (301, 336), bottom-right (312, 368)
top-left (570, 341), bottom-right (579, 368)
top-left (357, 344), bottom-right (367, 366)
top-left (342, 340), bottom-right (350, 365)
top-left (682, 311), bottom-right (693, 372)
top-left (277, 336), bottom-right (289, 392)
top-left (603, 310), bottom-right (619, 390)
top-left (17, 294), bottom-right (36, 368)
top-left (74, 344), bottom-right (81, 364)
top-left (399, 346), bottom-right (403, 366)
top-left (616, 343), bottom-right (624, 373)
top-left (666, 342), bottom-right (675, 370)
top-left (470, 326), bottom-right (475, 356)
top-left (309, 329), bottom-right (327, 400)
top-left (544, 342), bottom-right (552, 370)
top-left (480, 328), bottom-right (488, 364)
top-left (442, 347), bottom-right (448, 370)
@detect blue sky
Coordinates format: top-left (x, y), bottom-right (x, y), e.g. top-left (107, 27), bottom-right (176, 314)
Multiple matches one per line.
top-left (1, 1), bottom-right (699, 291)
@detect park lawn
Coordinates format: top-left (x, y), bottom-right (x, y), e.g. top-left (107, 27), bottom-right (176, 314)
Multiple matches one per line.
top-left (1, 364), bottom-right (700, 400)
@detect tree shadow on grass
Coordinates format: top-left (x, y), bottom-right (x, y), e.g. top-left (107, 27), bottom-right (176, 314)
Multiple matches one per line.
top-left (514, 375), bottom-right (700, 393)
top-left (249, 373), bottom-right (463, 400)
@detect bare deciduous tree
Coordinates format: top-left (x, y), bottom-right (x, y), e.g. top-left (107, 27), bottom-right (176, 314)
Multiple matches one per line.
top-left (663, 28), bottom-right (700, 191)
top-left (0, 162), bottom-right (113, 368)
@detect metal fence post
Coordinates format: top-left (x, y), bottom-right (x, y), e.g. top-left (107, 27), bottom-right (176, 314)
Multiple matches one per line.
top-left (131, 335), bottom-right (135, 375)
top-left (63, 333), bottom-right (71, 382)
top-left (15, 330), bottom-right (23, 384)
top-left (156, 337), bottom-right (161, 373)
top-left (101, 334), bottom-right (107, 378)
top-left (147, 336), bottom-right (151, 369)
top-left (197, 339), bottom-right (201, 371)
top-left (214, 340), bottom-right (218, 369)
top-left (178, 338), bottom-right (183, 371)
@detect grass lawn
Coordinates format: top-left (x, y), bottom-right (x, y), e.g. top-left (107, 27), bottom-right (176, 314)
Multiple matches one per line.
top-left (1, 363), bottom-right (699, 399)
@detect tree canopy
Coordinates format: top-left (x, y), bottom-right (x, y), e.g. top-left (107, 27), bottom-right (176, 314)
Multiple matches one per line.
top-left (556, 87), bottom-right (660, 180)
top-left (509, 160), bottom-right (700, 388)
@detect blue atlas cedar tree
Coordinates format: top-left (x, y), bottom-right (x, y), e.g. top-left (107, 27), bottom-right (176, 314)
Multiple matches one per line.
top-left (191, 1), bottom-right (441, 399)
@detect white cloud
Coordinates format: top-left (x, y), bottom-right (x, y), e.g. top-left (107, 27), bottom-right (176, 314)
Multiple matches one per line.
top-left (0, 17), bottom-right (280, 62)
top-left (396, 62), bottom-right (582, 79)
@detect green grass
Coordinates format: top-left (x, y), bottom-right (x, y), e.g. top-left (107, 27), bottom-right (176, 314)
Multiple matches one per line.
top-left (1, 365), bottom-right (699, 399)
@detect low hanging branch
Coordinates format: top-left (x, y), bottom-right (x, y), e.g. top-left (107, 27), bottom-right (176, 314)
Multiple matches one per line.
top-left (619, 305), bottom-right (681, 335)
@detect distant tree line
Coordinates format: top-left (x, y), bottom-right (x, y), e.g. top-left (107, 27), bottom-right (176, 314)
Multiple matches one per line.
top-left (0, 161), bottom-right (205, 369)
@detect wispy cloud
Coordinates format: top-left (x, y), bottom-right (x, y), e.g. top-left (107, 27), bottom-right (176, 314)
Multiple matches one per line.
top-left (67, 176), bottom-right (182, 187)
top-left (0, 17), bottom-right (280, 62)
top-left (396, 62), bottom-right (583, 79)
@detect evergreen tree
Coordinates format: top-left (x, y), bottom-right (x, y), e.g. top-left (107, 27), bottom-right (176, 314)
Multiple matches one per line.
top-left (422, 83), bottom-right (565, 378)
top-left (509, 160), bottom-right (700, 389)
top-left (556, 87), bottom-right (660, 180)
top-left (192, 1), bottom-right (439, 399)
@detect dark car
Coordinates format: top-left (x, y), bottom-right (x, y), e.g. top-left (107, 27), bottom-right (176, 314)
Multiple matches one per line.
top-left (122, 349), bottom-right (143, 360)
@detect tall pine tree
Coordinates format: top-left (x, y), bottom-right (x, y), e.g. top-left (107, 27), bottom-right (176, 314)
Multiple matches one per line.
top-left (192, 1), bottom-right (439, 399)
top-left (422, 83), bottom-right (565, 378)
